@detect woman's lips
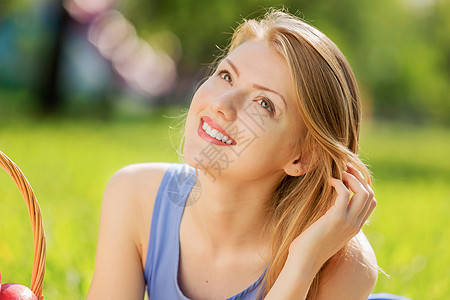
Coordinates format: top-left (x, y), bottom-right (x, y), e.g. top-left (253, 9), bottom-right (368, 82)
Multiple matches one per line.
top-left (198, 116), bottom-right (236, 146)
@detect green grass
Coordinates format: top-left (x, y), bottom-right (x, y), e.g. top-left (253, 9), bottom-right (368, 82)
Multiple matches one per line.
top-left (360, 122), bottom-right (450, 299)
top-left (0, 114), bottom-right (448, 299)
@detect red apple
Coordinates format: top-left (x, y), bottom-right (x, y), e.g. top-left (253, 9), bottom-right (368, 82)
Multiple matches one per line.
top-left (0, 283), bottom-right (37, 300)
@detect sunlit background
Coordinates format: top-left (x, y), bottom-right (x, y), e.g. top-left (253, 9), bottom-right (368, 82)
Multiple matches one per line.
top-left (0, 0), bottom-right (449, 299)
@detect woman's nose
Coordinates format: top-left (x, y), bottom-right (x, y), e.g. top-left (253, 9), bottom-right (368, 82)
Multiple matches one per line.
top-left (211, 90), bottom-right (239, 121)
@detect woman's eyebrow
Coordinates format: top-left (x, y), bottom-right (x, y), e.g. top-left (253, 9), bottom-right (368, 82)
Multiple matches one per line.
top-left (225, 58), bottom-right (240, 77)
top-left (253, 83), bottom-right (287, 109)
top-left (225, 58), bottom-right (287, 109)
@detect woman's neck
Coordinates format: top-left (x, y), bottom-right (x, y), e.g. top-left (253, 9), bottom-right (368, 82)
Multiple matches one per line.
top-left (183, 170), bottom-right (282, 254)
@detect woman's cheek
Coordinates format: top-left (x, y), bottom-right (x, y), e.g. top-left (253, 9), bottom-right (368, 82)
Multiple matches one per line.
top-left (191, 79), bottom-right (217, 106)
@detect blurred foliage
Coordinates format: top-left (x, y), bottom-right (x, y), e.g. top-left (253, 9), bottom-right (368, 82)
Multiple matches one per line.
top-left (1, 0), bottom-right (34, 14)
top-left (121, 0), bottom-right (450, 124)
top-left (0, 0), bottom-right (449, 123)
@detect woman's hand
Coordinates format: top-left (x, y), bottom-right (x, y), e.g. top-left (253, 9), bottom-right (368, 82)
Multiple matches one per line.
top-left (264, 165), bottom-right (376, 300)
top-left (289, 164), bottom-right (376, 273)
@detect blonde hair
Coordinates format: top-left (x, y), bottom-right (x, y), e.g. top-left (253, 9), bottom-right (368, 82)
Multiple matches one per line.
top-left (224, 9), bottom-right (372, 298)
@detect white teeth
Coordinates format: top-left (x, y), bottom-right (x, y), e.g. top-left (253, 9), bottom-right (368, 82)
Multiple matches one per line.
top-left (202, 120), bottom-right (232, 144)
top-left (210, 129), bottom-right (218, 138)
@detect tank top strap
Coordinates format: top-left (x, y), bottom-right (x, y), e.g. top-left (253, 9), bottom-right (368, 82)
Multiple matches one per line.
top-left (144, 163), bottom-right (197, 298)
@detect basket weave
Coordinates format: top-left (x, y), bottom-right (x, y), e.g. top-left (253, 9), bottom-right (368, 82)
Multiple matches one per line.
top-left (0, 151), bottom-right (46, 300)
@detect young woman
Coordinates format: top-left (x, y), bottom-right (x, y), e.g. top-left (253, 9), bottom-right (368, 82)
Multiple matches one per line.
top-left (88, 9), bottom-right (378, 300)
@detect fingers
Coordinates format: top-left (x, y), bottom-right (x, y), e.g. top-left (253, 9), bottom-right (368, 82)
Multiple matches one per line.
top-left (358, 197), bottom-right (377, 226)
top-left (342, 171), bottom-right (369, 217)
top-left (328, 177), bottom-right (351, 213)
top-left (346, 164), bottom-right (373, 201)
top-left (346, 165), bottom-right (375, 225)
top-left (347, 165), bottom-right (374, 216)
top-left (329, 165), bottom-right (376, 228)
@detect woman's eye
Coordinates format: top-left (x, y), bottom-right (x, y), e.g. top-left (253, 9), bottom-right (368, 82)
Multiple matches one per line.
top-left (257, 98), bottom-right (274, 113)
top-left (218, 70), bottom-right (233, 84)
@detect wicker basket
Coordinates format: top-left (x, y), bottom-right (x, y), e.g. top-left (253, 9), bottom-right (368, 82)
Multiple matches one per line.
top-left (0, 151), bottom-right (46, 300)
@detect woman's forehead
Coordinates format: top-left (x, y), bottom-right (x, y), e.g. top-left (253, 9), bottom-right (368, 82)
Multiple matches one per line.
top-left (223, 41), bottom-right (295, 97)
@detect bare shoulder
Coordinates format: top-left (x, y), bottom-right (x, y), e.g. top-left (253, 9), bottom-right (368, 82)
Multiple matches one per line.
top-left (107, 161), bottom-right (171, 217)
top-left (107, 162), bottom-right (171, 202)
top-left (88, 162), bottom-right (171, 299)
top-left (316, 231), bottom-right (378, 300)
top-left (109, 162), bottom-right (171, 189)
top-left (103, 162), bottom-right (170, 220)
top-left (103, 162), bottom-right (171, 261)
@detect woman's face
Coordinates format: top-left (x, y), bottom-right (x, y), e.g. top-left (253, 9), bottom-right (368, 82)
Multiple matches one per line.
top-left (184, 40), bottom-right (304, 182)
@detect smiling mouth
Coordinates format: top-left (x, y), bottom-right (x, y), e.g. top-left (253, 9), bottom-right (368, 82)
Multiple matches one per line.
top-left (199, 117), bottom-right (236, 145)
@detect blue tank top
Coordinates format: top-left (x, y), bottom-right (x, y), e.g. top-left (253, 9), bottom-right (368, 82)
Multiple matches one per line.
top-left (144, 163), bottom-right (266, 299)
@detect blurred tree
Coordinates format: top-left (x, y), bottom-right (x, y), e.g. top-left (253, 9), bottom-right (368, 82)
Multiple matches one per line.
top-left (2, 0), bottom-right (34, 15)
top-left (119, 0), bottom-right (449, 123)
top-left (1, 0), bottom-right (69, 115)
top-left (37, 2), bottom-right (70, 115)
top-left (1, 0), bottom-right (448, 122)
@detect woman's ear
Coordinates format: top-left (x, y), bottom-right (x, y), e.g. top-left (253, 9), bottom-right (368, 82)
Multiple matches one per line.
top-left (283, 139), bottom-right (318, 176)
top-left (283, 156), bottom-right (309, 176)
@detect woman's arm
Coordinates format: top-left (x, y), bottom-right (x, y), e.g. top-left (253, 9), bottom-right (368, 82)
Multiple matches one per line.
top-left (87, 163), bottom-right (168, 299)
top-left (88, 163), bottom-right (169, 300)
top-left (87, 167), bottom-right (147, 300)
top-left (315, 232), bottom-right (378, 299)
top-left (265, 165), bottom-right (377, 300)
